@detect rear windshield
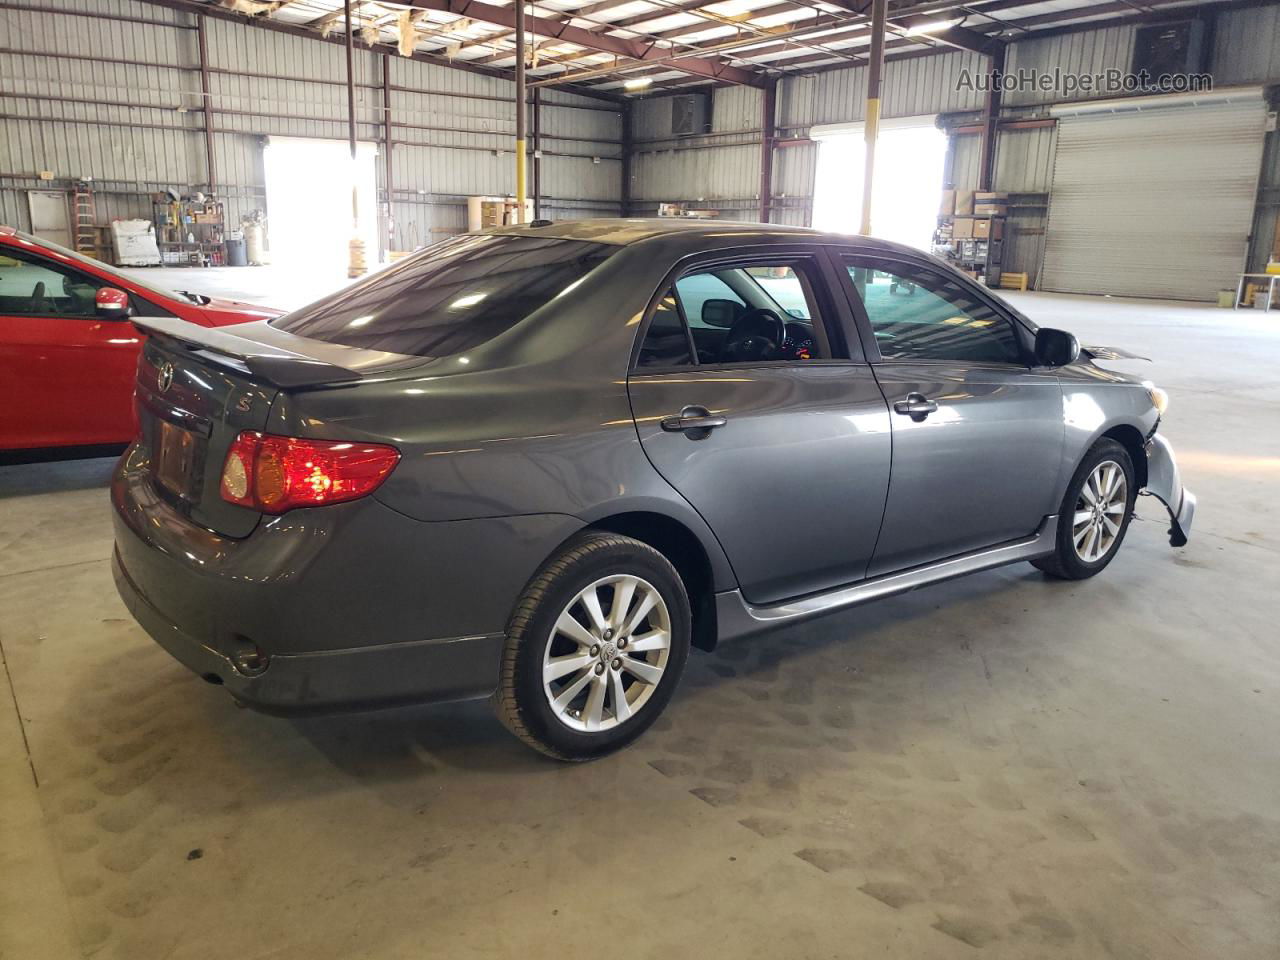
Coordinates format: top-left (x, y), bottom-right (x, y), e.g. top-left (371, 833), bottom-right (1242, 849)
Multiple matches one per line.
top-left (271, 233), bottom-right (614, 358)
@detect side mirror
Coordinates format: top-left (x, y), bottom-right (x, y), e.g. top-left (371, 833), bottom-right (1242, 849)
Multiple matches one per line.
top-left (701, 298), bottom-right (739, 328)
top-left (96, 287), bottom-right (134, 319)
top-left (1034, 327), bottom-right (1080, 367)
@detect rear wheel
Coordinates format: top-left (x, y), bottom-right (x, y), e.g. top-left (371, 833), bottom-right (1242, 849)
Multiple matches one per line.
top-left (1033, 438), bottom-right (1136, 580)
top-left (492, 532), bottom-right (691, 761)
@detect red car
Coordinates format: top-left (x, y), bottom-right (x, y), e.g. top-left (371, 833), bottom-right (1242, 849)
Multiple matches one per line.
top-left (0, 226), bottom-right (280, 451)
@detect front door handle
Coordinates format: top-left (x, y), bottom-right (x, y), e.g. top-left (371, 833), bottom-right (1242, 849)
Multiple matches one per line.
top-left (893, 393), bottom-right (938, 422)
top-left (660, 405), bottom-right (727, 437)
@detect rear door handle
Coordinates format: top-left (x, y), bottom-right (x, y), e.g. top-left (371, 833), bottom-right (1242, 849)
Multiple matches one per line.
top-left (893, 393), bottom-right (938, 421)
top-left (660, 405), bottom-right (727, 436)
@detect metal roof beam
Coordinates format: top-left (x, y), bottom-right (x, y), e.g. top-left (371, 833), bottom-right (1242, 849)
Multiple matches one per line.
top-left (893, 15), bottom-right (1006, 55)
top-left (411, 0), bottom-right (767, 85)
top-left (135, 0), bottom-right (628, 101)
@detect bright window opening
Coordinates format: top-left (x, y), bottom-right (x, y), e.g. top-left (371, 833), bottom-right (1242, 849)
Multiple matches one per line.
top-left (263, 137), bottom-right (380, 279)
top-left (811, 118), bottom-right (948, 252)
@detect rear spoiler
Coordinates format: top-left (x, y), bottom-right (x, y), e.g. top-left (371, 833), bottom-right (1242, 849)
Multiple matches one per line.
top-left (133, 316), bottom-right (363, 388)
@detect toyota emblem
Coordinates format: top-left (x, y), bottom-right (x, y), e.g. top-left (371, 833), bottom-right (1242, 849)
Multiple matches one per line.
top-left (157, 361), bottom-right (175, 394)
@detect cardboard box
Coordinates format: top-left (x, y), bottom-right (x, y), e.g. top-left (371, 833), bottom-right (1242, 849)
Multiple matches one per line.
top-left (939, 189), bottom-right (956, 217)
top-left (952, 216), bottom-right (975, 239)
top-left (955, 190), bottom-right (975, 216)
top-left (973, 217), bottom-right (1003, 239)
top-left (974, 191), bottom-right (1009, 202)
top-left (973, 202), bottom-right (1008, 217)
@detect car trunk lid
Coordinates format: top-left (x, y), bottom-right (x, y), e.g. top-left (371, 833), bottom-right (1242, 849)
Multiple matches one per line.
top-left (133, 317), bottom-right (421, 538)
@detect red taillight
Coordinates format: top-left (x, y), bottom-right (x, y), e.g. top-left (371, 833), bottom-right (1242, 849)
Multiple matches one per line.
top-left (220, 432), bottom-right (400, 513)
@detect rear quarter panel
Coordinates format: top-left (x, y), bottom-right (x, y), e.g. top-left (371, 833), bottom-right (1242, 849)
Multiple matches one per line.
top-left (265, 244), bottom-right (739, 589)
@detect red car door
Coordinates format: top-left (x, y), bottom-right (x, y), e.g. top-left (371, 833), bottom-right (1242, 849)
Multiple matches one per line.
top-left (0, 247), bottom-right (143, 448)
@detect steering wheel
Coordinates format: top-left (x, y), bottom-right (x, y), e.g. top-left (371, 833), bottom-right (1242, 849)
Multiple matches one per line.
top-left (30, 281), bottom-right (55, 314)
top-left (718, 307), bottom-right (786, 363)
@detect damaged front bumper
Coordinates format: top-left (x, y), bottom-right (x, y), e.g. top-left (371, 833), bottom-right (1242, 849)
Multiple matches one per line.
top-left (1142, 433), bottom-right (1195, 547)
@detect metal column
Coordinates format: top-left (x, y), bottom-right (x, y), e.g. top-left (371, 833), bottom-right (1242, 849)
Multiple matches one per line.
top-left (759, 81), bottom-right (776, 223)
top-left (621, 100), bottom-right (633, 218)
top-left (196, 14), bottom-right (216, 196)
top-left (532, 87), bottom-right (542, 220)
top-left (514, 0), bottom-right (528, 223)
top-left (860, 0), bottom-right (886, 236)
top-left (344, 0), bottom-right (365, 275)
top-left (978, 45), bottom-right (1005, 192)
top-left (382, 53), bottom-right (393, 257)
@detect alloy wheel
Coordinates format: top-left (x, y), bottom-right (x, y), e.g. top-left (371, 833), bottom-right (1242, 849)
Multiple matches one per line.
top-left (1072, 460), bottom-right (1127, 563)
top-left (542, 574), bottom-right (672, 733)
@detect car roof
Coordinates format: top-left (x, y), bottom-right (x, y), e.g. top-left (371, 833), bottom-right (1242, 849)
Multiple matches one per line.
top-left (484, 217), bottom-right (830, 246)
top-left (481, 218), bottom-right (929, 262)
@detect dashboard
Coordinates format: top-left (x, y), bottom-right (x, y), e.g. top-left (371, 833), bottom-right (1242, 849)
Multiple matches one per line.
top-left (781, 320), bottom-right (816, 360)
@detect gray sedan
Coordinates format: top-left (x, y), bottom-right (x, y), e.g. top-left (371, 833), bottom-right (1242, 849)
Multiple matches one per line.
top-left (111, 220), bottom-right (1194, 760)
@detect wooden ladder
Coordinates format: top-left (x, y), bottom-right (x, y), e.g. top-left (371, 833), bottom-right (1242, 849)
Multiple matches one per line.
top-left (72, 183), bottom-right (97, 258)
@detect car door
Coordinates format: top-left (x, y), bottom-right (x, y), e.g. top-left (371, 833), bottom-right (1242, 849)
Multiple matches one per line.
top-left (0, 246), bottom-right (142, 448)
top-left (833, 251), bottom-right (1064, 577)
top-left (628, 248), bottom-right (892, 605)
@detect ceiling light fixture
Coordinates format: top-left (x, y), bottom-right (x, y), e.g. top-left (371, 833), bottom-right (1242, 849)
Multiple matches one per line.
top-left (905, 17), bottom-right (963, 35)
top-left (624, 77), bottom-right (653, 91)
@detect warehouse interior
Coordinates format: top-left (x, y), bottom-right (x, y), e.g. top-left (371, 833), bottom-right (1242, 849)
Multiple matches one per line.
top-left (2, 1), bottom-right (1280, 958)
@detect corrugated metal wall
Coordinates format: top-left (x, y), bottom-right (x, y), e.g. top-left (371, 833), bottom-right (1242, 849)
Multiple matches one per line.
top-left (778, 50), bottom-right (987, 130)
top-left (1002, 25), bottom-right (1136, 107)
top-left (1, 0), bottom-right (621, 257)
top-left (6, 1), bottom-right (1280, 287)
top-left (631, 86), bottom-right (764, 221)
top-left (1213, 4), bottom-right (1280, 86)
top-left (632, 5), bottom-right (1280, 291)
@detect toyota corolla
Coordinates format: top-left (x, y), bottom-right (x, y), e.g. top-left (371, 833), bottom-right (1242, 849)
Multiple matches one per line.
top-left (110, 220), bottom-right (1194, 760)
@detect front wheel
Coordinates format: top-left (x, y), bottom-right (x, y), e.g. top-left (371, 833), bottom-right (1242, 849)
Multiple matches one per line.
top-left (492, 532), bottom-right (691, 761)
top-left (1033, 438), bottom-right (1136, 580)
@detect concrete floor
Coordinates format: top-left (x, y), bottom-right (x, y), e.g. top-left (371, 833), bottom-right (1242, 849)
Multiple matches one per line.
top-left (1, 285), bottom-right (1278, 960)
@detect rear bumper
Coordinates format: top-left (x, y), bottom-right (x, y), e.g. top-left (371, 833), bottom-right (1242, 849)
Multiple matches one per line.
top-left (110, 444), bottom-right (581, 714)
top-left (112, 549), bottom-right (503, 714)
top-left (1143, 433), bottom-right (1195, 547)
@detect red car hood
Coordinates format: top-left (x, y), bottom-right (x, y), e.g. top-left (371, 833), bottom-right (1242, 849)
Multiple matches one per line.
top-left (173, 297), bottom-right (284, 327)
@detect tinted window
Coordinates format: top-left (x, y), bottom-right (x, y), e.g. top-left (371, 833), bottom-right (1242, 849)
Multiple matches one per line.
top-left (845, 257), bottom-right (1022, 364)
top-left (273, 234), bottom-right (613, 358)
top-left (744, 265), bottom-right (811, 320)
top-left (636, 291), bottom-right (693, 368)
top-left (0, 248), bottom-right (99, 317)
top-left (635, 259), bottom-right (828, 368)
top-left (675, 273), bottom-right (743, 329)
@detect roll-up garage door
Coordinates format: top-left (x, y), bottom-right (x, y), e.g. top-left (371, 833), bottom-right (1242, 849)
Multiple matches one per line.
top-left (1040, 92), bottom-right (1266, 301)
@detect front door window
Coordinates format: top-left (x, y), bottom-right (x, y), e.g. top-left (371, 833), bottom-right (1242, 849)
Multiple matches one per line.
top-left (845, 258), bottom-right (1024, 364)
top-left (636, 259), bottom-right (830, 368)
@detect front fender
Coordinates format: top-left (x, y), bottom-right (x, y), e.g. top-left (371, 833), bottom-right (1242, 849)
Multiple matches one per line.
top-left (1142, 434), bottom-right (1195, 547)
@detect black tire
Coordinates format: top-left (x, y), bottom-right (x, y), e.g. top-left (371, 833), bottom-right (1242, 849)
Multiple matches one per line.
top-left (1033, 438), bottom-right (1136, 580)
top-left (491, 531), bottom-right (691, 761)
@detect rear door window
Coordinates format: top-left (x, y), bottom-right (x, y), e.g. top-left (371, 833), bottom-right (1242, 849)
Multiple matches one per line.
top-left (272, 234), bottom-right (614, 358)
